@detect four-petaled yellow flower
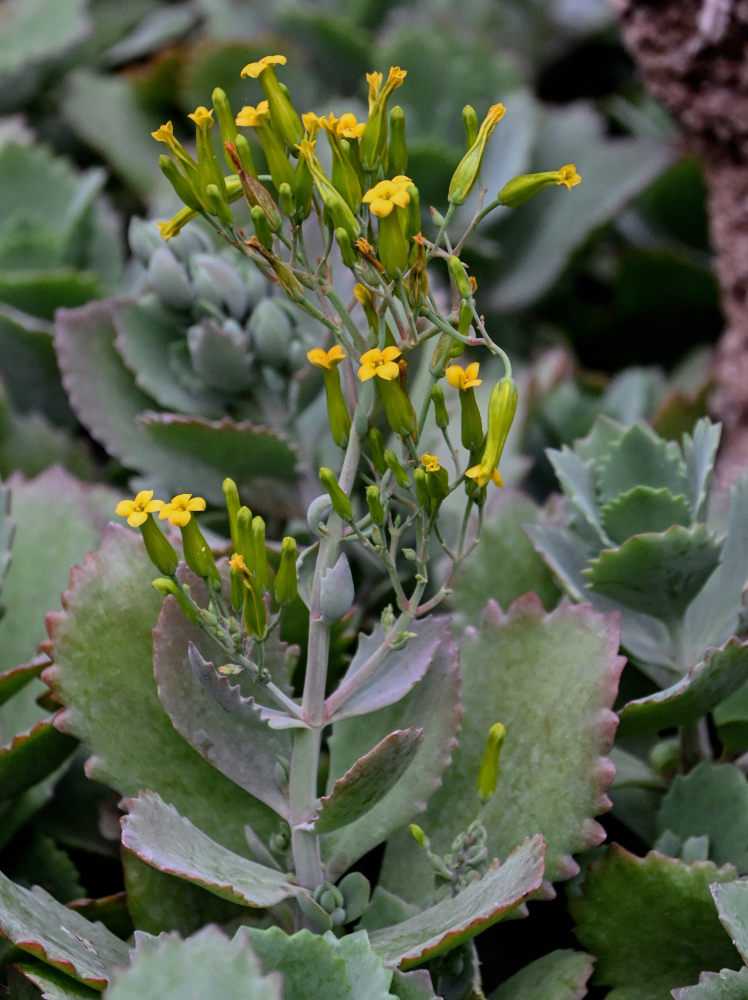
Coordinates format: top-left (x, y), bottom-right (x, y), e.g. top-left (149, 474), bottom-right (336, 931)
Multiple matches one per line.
top-left (151, 121), bottom-right (175, 143)
top-left (557, 164), bottom-right (581, 190)
top-left (362, 176), bottom-right (412, 218)
top-left (358, 346), bottom-right (402, 382)
top-left (188, 106), bottom-right (214, 128)
top-left (159, 494), bottom-right (207, 527)
top-left (235, 101), bottom-right (270, 128)
top-left (307, 345), bottom-right (347, 370)
top-left (446, 362), bottom-right (482, 391)
top-left (115, 490), bottom-right (164, 528)
top-left (241, 54), bottom-right (287, 79)
top-left (421, 454), bottom-right (441, 473)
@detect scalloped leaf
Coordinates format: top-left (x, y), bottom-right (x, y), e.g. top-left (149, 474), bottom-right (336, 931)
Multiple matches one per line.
top-left (684, 475), bottom-right (748, 658)
top-left (0, 720), bottom-right (76, 798)
top-left (313, 729), bottom-right (423, 834)
top-left (594, 422), bottom-right (689, 508)
top-left (153, 590), bottom-right (291, 819)
top-left (571, 846), bottom-right (741, 1000)
top-left (9, 963), bottom-right (99, 1000)
top-left (656, 763), bottom-right (748, 872)
top-left (0, 660), bottom-right (44, 708)
top-left (121, 791), bottom-right (303, 909)
top-left (618, 637), bottom-right (748, 736)
top-left (0, 869), bottom-right (129, 988)
top-left (325, 615), bottom-right (451, 723)
top-left (0, 0), bottom-right (88, 75)
top-left (489, 948), bottom-right (595, 1000)
top-left (546, 446), bottom-right (610, 546)
top-left (104, 926), bottom-right (282, 1000)
top-left (583, 524), bottom-right (721, 624)
top-left (369, 835), bottom-right (545, 969)
top-left (711, 879), bottom-right (748, 963)
top-left (323, 626), bottom-right (461, 881)
top-left (682, 418), bottom-right (721, 523)
top-left (673, 967), bottom-right (748, 1000)
top-left (44, 524), bottom-right (277, 854)
top-left (600, 486), bottom-right (692, 545)
top-left (379, 596), bottom-right (623, 906)
top-left (714, 681), bottom-right (748, 755)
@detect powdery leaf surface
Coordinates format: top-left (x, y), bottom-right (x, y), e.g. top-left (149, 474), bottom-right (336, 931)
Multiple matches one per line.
top-left (571, 846), bottom-right (741, 1000)
top-left (0, 869), bottom-right (129, 988)
top-left (712, 879), bottom-right (748, 963)
top-left (9, 962), bottom-right (99, 999)
top-left (489, 948), bottom-right (595, 1000)
top-left (673, 967), bottom-right (748, 1000)
top-left (379, 595), bottom-right (623, 905)
top-left (44, 523), bottom-right (277, 854)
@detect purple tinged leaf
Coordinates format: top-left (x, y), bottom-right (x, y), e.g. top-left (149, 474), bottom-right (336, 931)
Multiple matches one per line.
top-left (312, 729), bottom-right (424, 834)
top-left (490, 948), bottom-right (595, 1000)
top-left (673, 967), bottom-right (748, 1000)
top-left (153, 594), bottom-right (292, 819)
top-left (121, 790), bottom-right (304, 908)
top-left (325, 615), bottom-right (451, 722)
top-left (711, 880), bottom-right (748, 964)
top-left (368, 835), bottom-right (545, 969)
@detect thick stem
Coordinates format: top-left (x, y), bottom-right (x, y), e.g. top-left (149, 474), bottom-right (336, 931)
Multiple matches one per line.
top-left (289, 429), bottom-right (362, 896)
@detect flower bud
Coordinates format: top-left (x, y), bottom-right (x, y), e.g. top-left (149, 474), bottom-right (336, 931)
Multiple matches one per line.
top-left (274, 536), bottom-right (298, 605)
top-left (366, 485), bottom-right (385, 524)
top-left (278, 181), bottom-right (295, 217)
top-left (360, 66), bottom-right (407, 171)
top-left (498, 164), bottom-right (581, 207)
top-left (414, 467), bottom-right (430, 509)
top-left (211, 87), bottom-right (238, 166)
top-left (250, 515), bottom-right (270, 593)
top-left (476, 722), bottom-right (506, 802)
top-left (232, 134), bottom-right (258, 178)
top-left (319, 467), bottom-right (353, 521)
top-left (448, 255), bottom-right (472, 300)
top-left (448, 103), bottom-right (506, 205)
top-left (335, 226), bottom-right (357, 269)
top-left (384, 449), bottom-right (410, 489)
top-left (367, 427), bottom-right (387, 475)
top-left (180, 518), bottom-right (221, 586)
top-left (158, 154), bottom-right (202, 212)
top-left (235, 505), bottom-right (253, 564)
top-left (409, 823), bottom-right (428, 848)
top-left (388, 105), bottom-right (408, 175)
top-left (140, 516), bottom-right (178, 576)
top-left (152, 577), bottom-right (199, 623)
top-left (465, 376), bottom-right (518, 488)
top-left (223, 478), bottom-right (241, 551)
top-left (251, 203), bottom-right (273, 249)
top-left (430, 384), bottom-right (449, 429)
top-left (378, 375), bottom-right (416, 437)
top-left (292, 153), bottom-right (313, 222)
top-left (462, 104), bottom-right (479, 148)
top-left (205, 183), bottom-right (234, 227)
top-left (320, 552), bottom-right (355, 625)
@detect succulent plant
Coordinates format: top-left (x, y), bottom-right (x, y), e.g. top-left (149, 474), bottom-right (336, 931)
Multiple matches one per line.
top-left (56, 221), bottom-right (325, 512)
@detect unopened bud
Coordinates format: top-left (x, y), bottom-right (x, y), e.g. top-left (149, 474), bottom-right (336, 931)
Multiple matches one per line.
top-left (476, 722), bottom-right (506, 802)
top-left (366, 485), bottom-right (385, 524)
top-left (388, 105), bottom-right (408, 175)
top-left (152, 577), bottom-right (199, 623)
top-left (140, 515), bottom-right (179, 577)
top-left (319, 467), bottom-right (353, 521)
top-left (274, 536), bottom-right (298, 605)
top-left (384, 450), bottom-right (410, 489)
top-left (448, 255), bottom-right (472, 300)
top-left (462, 105), bottom-right (479, 148)
top-left (431, 384), bottom-right (449, 429)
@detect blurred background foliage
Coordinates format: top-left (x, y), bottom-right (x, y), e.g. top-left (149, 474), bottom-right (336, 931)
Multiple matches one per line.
top-left (0, 0), bottom-right (720, 489)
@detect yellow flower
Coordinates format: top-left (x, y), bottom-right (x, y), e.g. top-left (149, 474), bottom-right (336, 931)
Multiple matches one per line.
top-left (318, 111), bottom-right (365, 139)
top-left (151, 121), bottom-right (175, 143)
top-left (115, 490), bottom-right (163, 528)
top-left (241, 54), bottom-right (287, 79)
top-left (235, 101), bottom-right (270, 128)
top-left (229, 551), bottom-right (250, 576)
top-left (307, 345), bottom-right (347, 370)
top-left (188, 106), bottom-right (214, 128)
top-left (466, 464), bottom-right (504, 489)
top-left (421, 454), bottom-right (441, 473)
top-left (362, 176), bottom-right (412, 218)
top-left (159, 493), bottom-right (207, 527)
top-left (557, 164), bottom-right (581, 190)
top-left (358, 346), bottom-right (402, 382)
top-left (446, 362), bottom-right (482, 391)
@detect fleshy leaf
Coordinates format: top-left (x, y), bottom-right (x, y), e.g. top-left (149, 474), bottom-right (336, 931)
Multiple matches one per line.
top-left (121, 791), bottom-right (304, 909)
top-left (714, 682), bottom-right (748, 755)
top-left (104, 926), bottom-right (283, 1000)
top-left (0, 476), bottom-right (13, 591)
top-left (673, 967), bottom-right (748, 1000)
top-left (0, 720), bottom-right (77, 798)
top-left (600, 486), bottom-right (692, 545)
top-left (246, 926), bottom-right (388, 1000)
top-left (325, 615), bottom-right (450, 722)
top-left (153, 590), bottom-right (292, 819)
top-left (0, 659), bottom-right (44, 708)
top-left (44, 524), bottom-right (277, 854)
top-left (583, 524), bottom-right (721, 624)
top-left (313, 729), bottom-right (423, 834)
top-left (617, 637), bottom-right (748, 736)
top-left (571, 846), bottom-right (741, 1000)
top-left (655, 763), bottom-right (748, 872)
top-left (379, 596), bottom-right (623, 905)
top-left (546, 446), bottom-right (610, 545)
top-left (0, 869), bottom-right (129, 988)
top-left (682, 417), bottom-right (721, 523)
top-left (451, 494), bottom-right (560, 623)
top-left (0, 0), bottom-right (88, 75)
top-left (9, 963), bottom-right (99, 1000)
top-left (489, 949), bottom-right (595, 1000)
top-left (369, 835), bottom-right (545, 969)
top-left (594, 422), bottom-right (689, 507)
top-left (323, 628), bottom-right (461, 881)
top-left (684, 475), bottom-right (748, 657)
top-left (711, 879), bottom-right (748, 963)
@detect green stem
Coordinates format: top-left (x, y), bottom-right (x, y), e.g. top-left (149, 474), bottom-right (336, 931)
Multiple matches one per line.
top-left (289, 428), bottom-right (362, 896)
